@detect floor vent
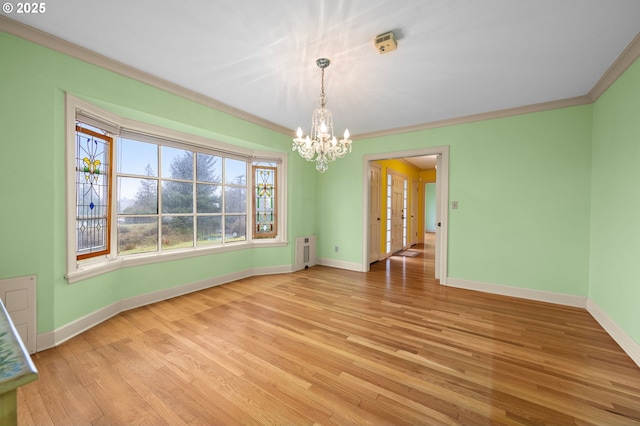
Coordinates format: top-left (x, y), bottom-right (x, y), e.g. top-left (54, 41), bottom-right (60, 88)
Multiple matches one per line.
top-left (295, 235), bottom-right (316, 270)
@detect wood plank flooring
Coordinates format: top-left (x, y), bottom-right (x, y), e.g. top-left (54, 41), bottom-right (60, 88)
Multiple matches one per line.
top-left (17, 238), bottom-right (640, 424)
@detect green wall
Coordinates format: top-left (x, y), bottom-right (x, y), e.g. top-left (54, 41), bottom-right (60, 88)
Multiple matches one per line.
top-left (2, 28), bottom-right (638, 350)
top-left (425, 183), bottom-right (437, 233)
top-left (0, 32), bottom-right (317, 333)
top-left (318, 106), bottom-right (593, 297)
top-left (590, 57), bottom-right (640, 346)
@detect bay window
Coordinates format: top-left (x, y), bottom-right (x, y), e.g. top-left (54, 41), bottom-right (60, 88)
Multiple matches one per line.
top-left (66, 95), bottom-right (286, 283)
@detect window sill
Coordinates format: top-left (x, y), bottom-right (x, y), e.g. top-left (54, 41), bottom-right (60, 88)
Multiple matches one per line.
top-left (66, 239), bottom-right (288, 284)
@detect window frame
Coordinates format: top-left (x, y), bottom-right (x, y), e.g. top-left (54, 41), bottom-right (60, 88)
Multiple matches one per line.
top-left (65, 94), bottom-right (287, 283)
top-left (74, 124), bottom-right (113, 260)
top-left (252, 164), bottom-right (278, 239)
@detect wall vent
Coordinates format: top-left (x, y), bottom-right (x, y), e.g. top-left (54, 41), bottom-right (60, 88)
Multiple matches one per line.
top-left (295, 235), bottom-right (316, 270)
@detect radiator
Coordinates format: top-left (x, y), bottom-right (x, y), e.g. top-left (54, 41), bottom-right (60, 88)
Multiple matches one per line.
top-left (295, 235), bottom-right (316, 270)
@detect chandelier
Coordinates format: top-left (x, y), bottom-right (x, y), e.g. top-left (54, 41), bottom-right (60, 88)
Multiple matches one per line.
top-left (293, 58), bottom-right (352, 173)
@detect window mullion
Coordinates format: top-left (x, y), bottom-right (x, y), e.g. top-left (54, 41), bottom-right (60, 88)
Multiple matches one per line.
top-left (157, 144), bottom-right (163, 253)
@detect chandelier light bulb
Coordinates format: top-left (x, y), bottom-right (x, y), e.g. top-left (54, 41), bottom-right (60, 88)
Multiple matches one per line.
top-left (292, 58), bottom-right (352, 173)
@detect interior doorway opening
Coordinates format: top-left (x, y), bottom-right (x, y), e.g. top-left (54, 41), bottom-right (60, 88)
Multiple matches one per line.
top-left (362, 146), bottom-right (449, 285)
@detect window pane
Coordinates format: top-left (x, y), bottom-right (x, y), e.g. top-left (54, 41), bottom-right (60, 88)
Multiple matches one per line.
top-left (77, 217), bottom-right (107, 255)
top-left (117, 138), bottom-right (157, 176)
top-left (77, 173), bottom-right (109, 218)
top-left (225, 215), bottom-right (246, 242)
top-left (197, 183), bottom-right (222, 213)
top-left (225, 158), bottom-right (246, 184)
top-left (162, 216), bottom-right (194, 250)
top-left (162, 181), bottom-right (193, 213)
top-left (197, 153), bottom-right (222, 183)
top-left (118, 217), bottom-right (158, 254)
top-left (162, 147), bottom-right (193, 180)
top-left (197, 216), bottom-right (222, 246)
top-left (117, 177), bottom-right (158, 214)
top-left (225, 186), bottom-right (246, 213)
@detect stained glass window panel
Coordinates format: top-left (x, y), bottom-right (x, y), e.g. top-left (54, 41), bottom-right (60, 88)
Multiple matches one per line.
top-left (253, 166), bottom-right (276, 238)
top-left (75, 125), bottom-right (112, 259)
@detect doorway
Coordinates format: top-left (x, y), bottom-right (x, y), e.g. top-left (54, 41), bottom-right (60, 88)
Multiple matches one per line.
top-left (362, 146), bottom-right (449, 284)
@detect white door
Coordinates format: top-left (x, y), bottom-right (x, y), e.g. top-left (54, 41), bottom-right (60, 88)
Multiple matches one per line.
top-left (368, 165), bottom-right (381, 263)
top-left (411, 179), bottom-right (418, 246)
top-left (391, 173), bottom-right (404, 253)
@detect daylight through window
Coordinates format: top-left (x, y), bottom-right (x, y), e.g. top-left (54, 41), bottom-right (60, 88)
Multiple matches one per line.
top-left (68, 96), bottom-right (285, 282)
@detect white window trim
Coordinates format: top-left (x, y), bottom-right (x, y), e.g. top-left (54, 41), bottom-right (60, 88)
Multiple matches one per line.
top-left (65, 94), bottom-right (287, 283)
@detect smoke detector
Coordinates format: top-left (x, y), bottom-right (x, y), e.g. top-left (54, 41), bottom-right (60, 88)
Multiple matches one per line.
top-left (374, 31), bottom-right (397, 54)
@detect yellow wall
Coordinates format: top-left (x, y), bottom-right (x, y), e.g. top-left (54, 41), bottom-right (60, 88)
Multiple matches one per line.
top-left (420, 168), bottom-right (436, 183)
top-left (371, 160), bottom-right (437, 257)
top-left (373, 159), bottom-right (425, 256)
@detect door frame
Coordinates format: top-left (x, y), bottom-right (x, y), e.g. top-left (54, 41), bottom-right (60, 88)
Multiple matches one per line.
top-left (362, 146), bottom-right (449, 285)
top-left (368, 163), bottom-right (382, 263)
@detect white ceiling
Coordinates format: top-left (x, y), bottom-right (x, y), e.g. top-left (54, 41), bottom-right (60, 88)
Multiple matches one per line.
top-left (405, 156), bottom-right (437, 170)
top-left (6, 1), bottom-right (640, 138)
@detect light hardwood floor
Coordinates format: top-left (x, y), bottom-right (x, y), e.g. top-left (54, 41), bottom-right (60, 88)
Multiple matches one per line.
top-left (18, 238), bottom-right (640, 425)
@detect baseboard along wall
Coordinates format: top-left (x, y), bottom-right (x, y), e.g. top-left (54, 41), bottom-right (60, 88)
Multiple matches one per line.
top-left (37, 270), bottom-right (640, 368)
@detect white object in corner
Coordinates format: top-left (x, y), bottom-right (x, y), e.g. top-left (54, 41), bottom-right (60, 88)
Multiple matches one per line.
top-left (0, 275), bottom-right (37, 354)
top-left (295, 236), bottom-right (316, 270)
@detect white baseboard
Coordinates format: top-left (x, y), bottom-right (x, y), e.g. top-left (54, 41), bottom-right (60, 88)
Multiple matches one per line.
top-left (36, 265), bottom-right (291, 351)
top-left (318, 257), bottom-right (365, 272)
top-left (37, 269), bottom-right (640, 370)
top-left (587, 299), bottom-right (640, 367)
top-left (446, 278), bottom-right (639, 368)
top-left (446, 278), bottom-right (588, 308)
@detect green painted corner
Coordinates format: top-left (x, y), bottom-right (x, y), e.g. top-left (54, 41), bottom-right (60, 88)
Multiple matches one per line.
top-left (589, 57), bottom-right (640, 345)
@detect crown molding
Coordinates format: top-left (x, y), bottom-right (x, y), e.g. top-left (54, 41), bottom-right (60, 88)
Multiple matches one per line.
top-left (0, 15), bottom-right (292, 136)
top-left (355, 31), bottom-right (640, 140)
top-left (588, 32), bottom-right (640, 101)
top-left (354, 95), bottom-right (592, 139)
top-left (2, 16), bottom-right (638, 141)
